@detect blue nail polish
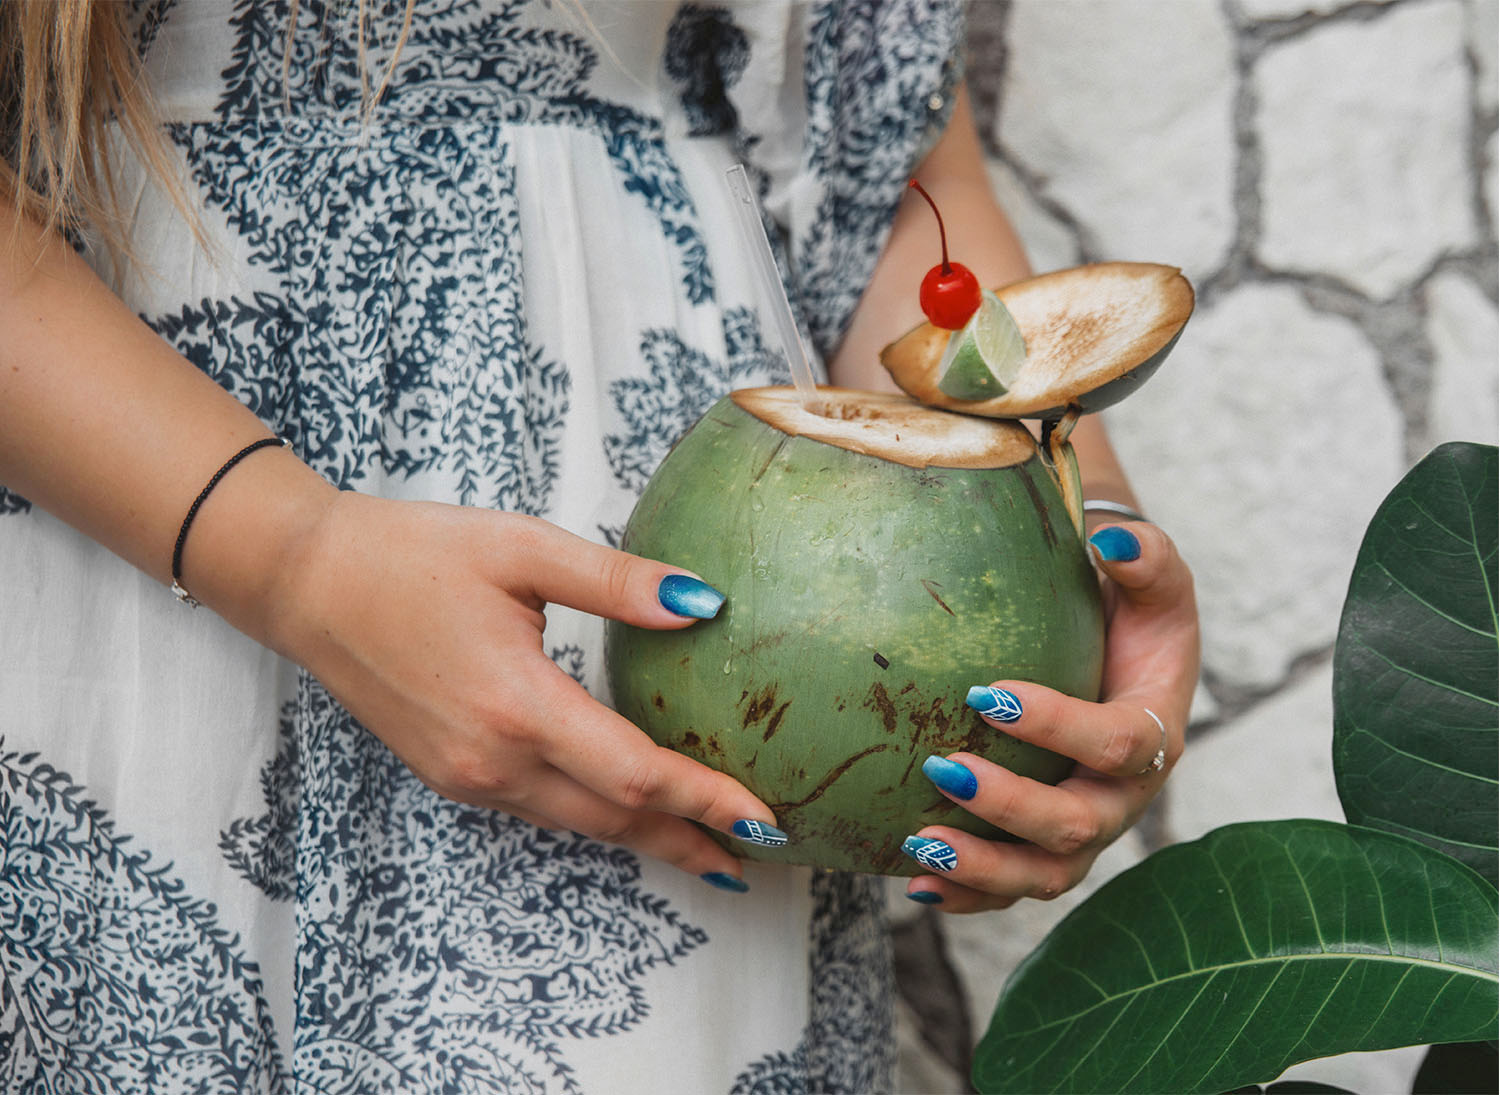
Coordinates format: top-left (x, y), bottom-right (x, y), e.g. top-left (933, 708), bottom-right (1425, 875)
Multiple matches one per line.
top-left (700, 872), bottom-right (749, 893)
top-left (1089, 526), bottom-right (1141, 563)
top-left (906, 890), bottom-right (944, 905)
top-left (901, 835), bottom-right (958, 873)
top-left (658, 574), bottom-right (726, 619)
top-left (922, 755), bottom-right (978, 801)
top-left (732, 819), bottom-right (789, 847)
top-left (966, 685), bottom-right (1022, 723)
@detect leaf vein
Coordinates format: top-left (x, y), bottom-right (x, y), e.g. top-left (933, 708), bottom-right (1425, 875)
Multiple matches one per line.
top-left (1208, 854), bottom-right (1257, 961)
top-left (1343, 725), bottom-right (1500, 786)
top-left (1118, 971), bottom-right (1220, 1093)
top-left (1000, 952), bottom-right (1499, 1040)
top-left (1350, 636), bottom-right (1498, 707)
top-left (1350, 814), bottom-right (1499, 854)
top-left (1191, 960), bottom-right (1293, 1091)
top-left (1287, 848), bottom-right (1327, 952)
top-left (1371, 560), bottom-right (1496, 639)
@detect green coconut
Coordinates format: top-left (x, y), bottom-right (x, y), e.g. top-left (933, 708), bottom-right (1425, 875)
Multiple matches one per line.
top-left (604, 387), bottom-right (1106, 875)
top-left (606, 260), bottom-right (1194, 876)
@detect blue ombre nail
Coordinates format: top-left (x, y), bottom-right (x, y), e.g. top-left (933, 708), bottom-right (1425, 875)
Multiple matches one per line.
top-left (966, 685), bottom-right (1023, 723)
top-left (922, 755), bottom-right (978, 801)
top-left (700, 872), bottom-right (749, 893)
top-left (732, 819), bottom-right (789, 847)
top-left (1089, 526), bottom-right (1141, 563)
top-left (902, 835), bottom-right (958, 873)
top-left (906, 890), bottom-right (944, 905)
top-left (658, 574), bottom-right (726, 619)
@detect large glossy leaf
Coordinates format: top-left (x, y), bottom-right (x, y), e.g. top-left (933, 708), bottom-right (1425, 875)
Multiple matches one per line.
top-left (972, 820), bottom-right (1498, 1095)
top-left (1333, 442), bottom-right (1498, 885)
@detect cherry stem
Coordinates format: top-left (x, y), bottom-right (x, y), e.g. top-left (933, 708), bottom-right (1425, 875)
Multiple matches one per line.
top-left (909, 179), bottom-right (952, 276)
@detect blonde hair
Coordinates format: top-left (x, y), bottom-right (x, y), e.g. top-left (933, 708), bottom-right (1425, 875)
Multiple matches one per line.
top-left (1, 0), bottom-right (415, 262)
top-left (0, 0), bottom-right (184, 256)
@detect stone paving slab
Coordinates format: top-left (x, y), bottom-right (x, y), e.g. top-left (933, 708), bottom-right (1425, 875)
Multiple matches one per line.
top-left (1255, 0), bottom-right (1475, 298)
top-left (1425, 270), bottom-right (1500, 446)
top-left (994, 0), bottom-right (1237, 283)
top-left (1105, 282), bottom-right (1405, 690)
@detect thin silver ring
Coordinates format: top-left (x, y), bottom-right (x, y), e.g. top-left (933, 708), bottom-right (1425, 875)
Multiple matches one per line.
top-left (1083, 499), bottom-right (1149, 524)
top-left (1140, 707), bottom-right (1167, 774)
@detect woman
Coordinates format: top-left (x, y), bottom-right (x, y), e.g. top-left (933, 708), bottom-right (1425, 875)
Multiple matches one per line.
top-left (0, 1), bottom-right (1198, 1090)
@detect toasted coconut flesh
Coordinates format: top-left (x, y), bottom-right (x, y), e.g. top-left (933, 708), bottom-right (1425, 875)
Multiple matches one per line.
top-left (730, 386), bottom-right (1036, 470)
top-left (879, 262), bottom-right (1195, 419)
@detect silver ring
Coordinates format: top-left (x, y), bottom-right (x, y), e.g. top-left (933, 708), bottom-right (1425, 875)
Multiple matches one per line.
top-left (1139, 707), bottom-right (1167, 774)
top-left (1084, 499), bottom-right (1147, 523)
top-left (1083, 499), bottom-right (1148, 524)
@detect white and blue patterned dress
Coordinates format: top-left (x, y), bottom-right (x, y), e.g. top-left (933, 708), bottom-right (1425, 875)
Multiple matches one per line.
top-left (0, 1), bottom-right (962, 1090)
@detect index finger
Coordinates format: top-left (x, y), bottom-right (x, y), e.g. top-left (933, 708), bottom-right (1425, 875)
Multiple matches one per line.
top-left (503, 515), bottom-right (727, 631)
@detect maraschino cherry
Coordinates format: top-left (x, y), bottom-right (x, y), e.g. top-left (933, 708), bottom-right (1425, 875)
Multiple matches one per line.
top-left (909, 179), bottom-right (981, 330)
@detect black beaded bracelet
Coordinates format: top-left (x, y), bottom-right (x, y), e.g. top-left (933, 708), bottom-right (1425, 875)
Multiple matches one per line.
top-left (171, 436), bottom-right (290, 607)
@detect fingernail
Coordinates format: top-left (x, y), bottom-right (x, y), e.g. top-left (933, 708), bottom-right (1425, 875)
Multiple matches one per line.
top-left (700, 872), bottom-right (749, 893)
top-left (922, 755), bottom-right (978, 801)
top-left (732, 819), bottom-right (789, 847)
top-left (1089, 526), bottom-right (1141, 563)
top-left (658, 574), bottom-right (725, 619)
top-left (906, 890), bottom-right (944, 905)
top-left (901, 835), bottom-right (958, 873)
top-left (966, 685), bottom-right (1022, 723)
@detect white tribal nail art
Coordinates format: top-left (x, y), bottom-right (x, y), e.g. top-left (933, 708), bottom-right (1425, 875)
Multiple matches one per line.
top-left (901, 836), bottom-right (957, 873)
top-left (732, 819), bottom-right (789, 847)
top-left (966, 685), bottom-right (1022, 723)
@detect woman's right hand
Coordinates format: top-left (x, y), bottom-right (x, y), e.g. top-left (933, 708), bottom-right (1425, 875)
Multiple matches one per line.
top-left (0, 208), bottom-right (772, 889)
top-left (260, 491), bottom-right (781, 888)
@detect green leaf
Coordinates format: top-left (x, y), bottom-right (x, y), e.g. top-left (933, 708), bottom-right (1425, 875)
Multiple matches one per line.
top-left (1333, 442), bottom-right (1499, 885)
top-left (972, 820), bottom-right (1498, 1095)
top-left (1224, 1082), bottom-right (1359, 1093)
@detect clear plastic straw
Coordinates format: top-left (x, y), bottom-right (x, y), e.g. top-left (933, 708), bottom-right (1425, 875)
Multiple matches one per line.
top-left (724, 164), bottom-right (822, 414)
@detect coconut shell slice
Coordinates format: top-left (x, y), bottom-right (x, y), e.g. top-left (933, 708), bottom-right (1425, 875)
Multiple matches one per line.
top-left (730, 386), bottom-right (1036, 470)
top-left (879, 262), bottom-right (1194, 420)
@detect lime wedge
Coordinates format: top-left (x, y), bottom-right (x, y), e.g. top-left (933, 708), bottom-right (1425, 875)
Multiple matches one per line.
top-left (936, 290), bottom-right (1027, 401)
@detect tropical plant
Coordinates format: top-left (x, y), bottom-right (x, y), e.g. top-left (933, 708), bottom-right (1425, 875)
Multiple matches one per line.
top-left (971, 441), bottom-right (1499, 1095)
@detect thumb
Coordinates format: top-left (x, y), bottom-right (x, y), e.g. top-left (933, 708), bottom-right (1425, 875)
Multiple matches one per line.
top-left (1087, 522), bottom-right (1195, 616)
top-left (506, 515), bottom-right (724, 630)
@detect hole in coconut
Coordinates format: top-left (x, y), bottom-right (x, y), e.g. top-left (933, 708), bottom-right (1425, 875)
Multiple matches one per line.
top-left (818, 401), bottom-right (885, 422)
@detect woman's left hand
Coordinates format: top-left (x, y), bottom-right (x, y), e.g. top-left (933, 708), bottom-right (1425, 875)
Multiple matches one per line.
top-left (902, 519), bottom-right (1200, 912)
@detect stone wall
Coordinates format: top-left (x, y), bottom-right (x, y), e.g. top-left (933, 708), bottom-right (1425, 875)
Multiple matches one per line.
top-left (892, 0), bottom-right (1498, 1091)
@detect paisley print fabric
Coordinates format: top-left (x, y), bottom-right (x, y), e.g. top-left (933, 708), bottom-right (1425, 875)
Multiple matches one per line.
top-left (0, 1), bottom-right (962, 1090)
